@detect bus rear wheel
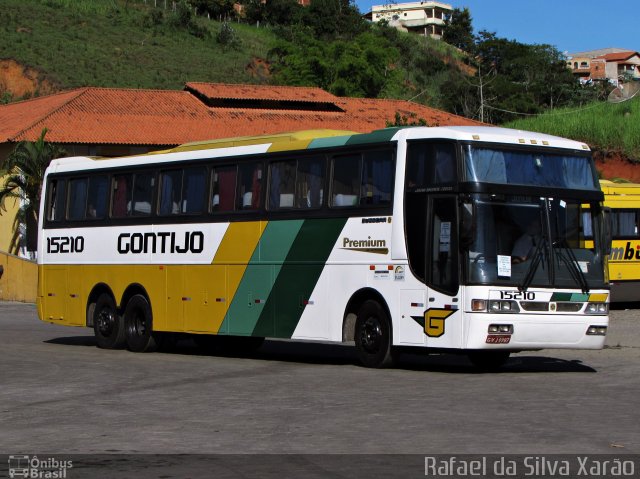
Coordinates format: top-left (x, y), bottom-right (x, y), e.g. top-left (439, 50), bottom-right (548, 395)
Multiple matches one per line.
top-left (93, 293), bottom-right (125, 349)
top-left (354, 300), bottom-right (395, 368)
top-left (467, 351), bottom-right (511, 371)
top-left (124, 294), bottom-right (157, 353)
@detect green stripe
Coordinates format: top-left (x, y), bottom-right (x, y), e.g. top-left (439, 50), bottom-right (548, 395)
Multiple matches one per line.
top-left (551, 292), bottom-right (591, 302)
top-left (345, 127), bottom-right (401, 145)
top-left (252, 218), bottom-right (348, 338)
top-left (570, 293), bottom-right (589, 302)
top-left (308, 136), bottom-right (352, 149)
top-left (222, 220), bottom-right (304, 335)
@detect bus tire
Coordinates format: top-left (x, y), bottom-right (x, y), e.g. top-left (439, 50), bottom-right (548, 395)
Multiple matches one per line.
top-left (124, 294), bottom-right (157, 353)
top-left (354, 300), bottom-right (395, 368)
top-left (467, 351), bottom-right (511, 371)
top-left (93, 293), bottom-right (125, 349)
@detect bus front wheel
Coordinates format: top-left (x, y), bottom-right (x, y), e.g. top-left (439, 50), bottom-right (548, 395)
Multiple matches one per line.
top-left (354, 300), bottom-right (395, 368)
top-left (93, 293), bottom-right (125, 349)
top-left (124, 294), bottom-right (157, 353)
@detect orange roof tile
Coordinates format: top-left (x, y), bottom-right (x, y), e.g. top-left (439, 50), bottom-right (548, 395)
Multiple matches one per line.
top-left (596, 51), bottom-right (639, 62)
top-left (0, 83), bottom-right (481, 146)
top-left (0, 89), bottom-right (86, 142)
top-left (186, 82), bottom-right (339, 103)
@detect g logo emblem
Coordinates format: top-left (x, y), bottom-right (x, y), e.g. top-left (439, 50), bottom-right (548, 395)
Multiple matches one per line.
top-left (424, 308), bottom-right (456, 338)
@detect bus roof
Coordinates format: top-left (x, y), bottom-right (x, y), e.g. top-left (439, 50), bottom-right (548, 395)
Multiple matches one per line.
top-left (45, 126), bottom-right (592, 174)
top-left (600, 180), bottom-right (640, 196)
top-left (395, 126), bottom-right (591, 151)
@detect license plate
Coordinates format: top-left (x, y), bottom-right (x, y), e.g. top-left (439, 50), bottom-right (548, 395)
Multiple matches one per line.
top-left (486, 335), bottom-right (511, 344)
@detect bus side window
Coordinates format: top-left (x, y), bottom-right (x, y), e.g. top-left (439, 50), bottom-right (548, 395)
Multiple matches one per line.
top-left (269, 159), bottom-right (296, 210)
top-left (331, 154), bottom-right (360, 207)
top-left (47, 179), bottom-right (66, 222)
top-left (132, 173), bottom-right (154, 216)
top-left (183, 166), bottom-right (206, 214)
top-left (296, 157), bottom-right (324, 209)
top-left (614, 211), bottom-right (638, 237)
top-left (159, 170), bottom-right (182, 215)
top-left (237, 162), bottom-right (262, 210)
top-left (86, 175), bottom-right (108, 219)
top-left (406, 142), bottom-right (457, 189)
top-left (111, 174), bottom-right (132, 218)
top-left (361, 150), bottom-right (394, 205)
top-left (211, 165), bottom-right (237, 212)
top-left (67, 178), bottom-right (88, 221)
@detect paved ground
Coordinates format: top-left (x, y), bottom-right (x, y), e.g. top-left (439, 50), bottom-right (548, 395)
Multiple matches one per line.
top-left (0, 302), bottom-right (638, 476)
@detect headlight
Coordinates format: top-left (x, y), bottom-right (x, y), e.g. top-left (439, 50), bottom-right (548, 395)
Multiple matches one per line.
top-left (585, 302), bottom-right (608, 314)
top-left (488, 300), bottom-right (520, 313)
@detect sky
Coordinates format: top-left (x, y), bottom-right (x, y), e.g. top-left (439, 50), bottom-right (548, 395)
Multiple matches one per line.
top-left (355, 0), bottom-right (640, 55)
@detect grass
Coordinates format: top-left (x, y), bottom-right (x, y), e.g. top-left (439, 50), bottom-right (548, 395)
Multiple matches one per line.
top-left (0, 0), bottom-right (276, 92)
top-left (505, 95), bottom-right (640, 159)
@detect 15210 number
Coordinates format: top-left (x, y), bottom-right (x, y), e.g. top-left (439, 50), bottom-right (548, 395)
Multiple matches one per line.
top-left (499, 291), bottom-right (535, 300)
top-left (47, 236), bottom-right (85, 254)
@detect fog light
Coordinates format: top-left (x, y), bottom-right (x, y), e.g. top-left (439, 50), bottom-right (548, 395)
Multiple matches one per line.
top-left (586, 302), bottom-right (608, 315)
top-left (586, 325), bottom-right (607, 336)
top-left (472, 299), bottom-right (487, 312)
top-left (488, 324), bottom-right (513, 334)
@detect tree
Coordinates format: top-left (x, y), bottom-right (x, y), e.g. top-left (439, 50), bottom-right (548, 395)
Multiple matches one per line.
top-left (192, 0), bottom-right (236, 20)
top-left (269, 30), bottom-right (399, 98)
top-left (0, 129), bottom-right (66, 254)
top-left (386, 111), bottom-right (428, 127)
top-left (301, 0), bottom-right (366, 40)
top-left (442, 30), bottom-right (583, 123)
top-left (443, 7), bottom-right (474, 53)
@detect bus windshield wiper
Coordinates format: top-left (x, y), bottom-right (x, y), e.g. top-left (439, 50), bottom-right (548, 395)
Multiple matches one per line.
top-left (519, 239), bottom-right (545, 292)
top-left (553, 238), bottom-right (590, 294)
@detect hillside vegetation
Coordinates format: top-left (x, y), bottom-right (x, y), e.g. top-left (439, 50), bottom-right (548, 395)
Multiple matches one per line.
top-left (0, 0), bottom-right (276, 92)
top-left (1, 0), bottom-right (636, 166)
top-left (0, 0), bottom-right (469, 109)
top-left (505, 96), bottom-right (640, 159)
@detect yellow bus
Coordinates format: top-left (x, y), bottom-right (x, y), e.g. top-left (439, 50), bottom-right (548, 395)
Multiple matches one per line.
top-left (600, 180), bottom-right (640, 302)
top-left (37, 127), bottom-right (610, 369)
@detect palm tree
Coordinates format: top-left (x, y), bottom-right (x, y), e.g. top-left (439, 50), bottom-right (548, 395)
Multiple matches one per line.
top-left (0, 128), bottom-right (66, 255)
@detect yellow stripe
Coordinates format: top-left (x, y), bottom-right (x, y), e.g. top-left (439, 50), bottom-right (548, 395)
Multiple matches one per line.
top-left (266, 138), bottom-right (314, 152)
top-left (588, 293), bottom-right (608, 302)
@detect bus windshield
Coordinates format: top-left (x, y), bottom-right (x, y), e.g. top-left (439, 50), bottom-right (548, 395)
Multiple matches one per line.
top-left (463, 145), bottom-right (598, 190)
top-left (464, 194), bottom-right (607, 290)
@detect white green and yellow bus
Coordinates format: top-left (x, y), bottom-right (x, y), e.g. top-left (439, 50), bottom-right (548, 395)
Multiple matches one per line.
top-left (600, 180), bottom-right (640, 302)
top-left (37, 126), bottom-right (610, 369)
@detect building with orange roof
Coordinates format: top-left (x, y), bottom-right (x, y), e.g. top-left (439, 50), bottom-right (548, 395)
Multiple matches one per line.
top-left (566, 49), bottom-right (640, 85)
top-left (1, 82), bottom-right (479, 158)
top-left (0, 82), bottom-right (480, 254)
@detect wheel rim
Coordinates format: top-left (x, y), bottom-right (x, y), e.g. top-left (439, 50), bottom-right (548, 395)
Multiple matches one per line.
top-left (97, 306), bottom-right (115, 336)
top-left (128, 308), bottom-right (147, 338)
top-left (360, 316), bottom-right (383, 354)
